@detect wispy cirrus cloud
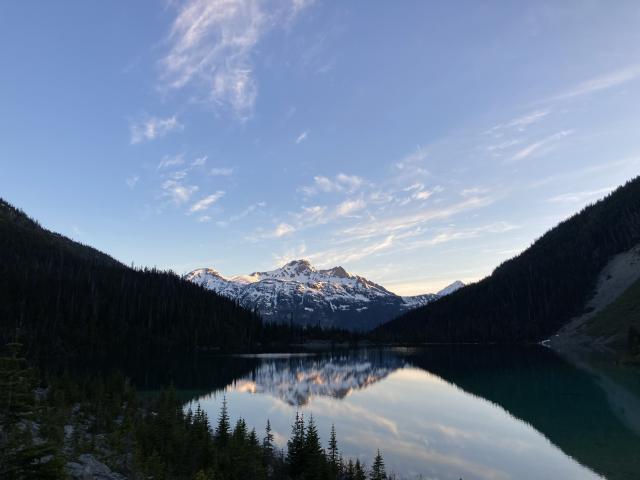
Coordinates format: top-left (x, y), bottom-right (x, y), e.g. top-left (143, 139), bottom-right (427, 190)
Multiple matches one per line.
top-left (300, 173), bottom-right (364, 195)
top-left (130, 115), bottom-right (183, 144)
top-left (487, 109), bottom-right (550, 135)
top-left (336, 198), bottom-right (366, 217)
top-left (546, 187), bottom-right (613, 204)
top-left (125, 175), bottom-right (139, 189)
top-left (549, 64), bottom-right (640, 102)
top-left (306, 235), bottom-right (396, 267)
top-left (210, 167), bottom-right (235, 176)
top-left (295, 130), bottom-right (309, 144)
top-left (161, 0), bottom-right (314, 119)
top-left (158, 153), bottom-right (186, 170)
top-left (191, 156), bottom-right (207, 167)
top-left (247, 222), bottom-right (297, 242)
top-left (189, 191), bottom-right (226, 213)
top-left (340, 195), bottom-right (496, 242)
top-left (161, 179), bottom-right (199, 205)
top-left (217, 201), bottom-right (266, 227)
top-left (509, 129), bottom-right (574, 163)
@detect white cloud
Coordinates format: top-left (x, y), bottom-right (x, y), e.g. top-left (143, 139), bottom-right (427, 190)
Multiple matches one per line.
top-left (291, 0), bottom-right (315, 17)
top-left (546, 187), bottom-right (613, 204)
top-left (461, 187), bottom-right (489, 197)
top-left (488, 109), bottom-right (550, 134)
top-left (295, 205), bottom-right (329, 226)
top-left (550, 65), bottom-right (640, 101)
top-left (217, 201), bottom-right (266, 226)
top-left (394, 146), bottom-right (429, 172)
top-left (404, 183), bottom-right (423, 192)
top-left (161, 0), bottom-right (313, 119)
top-left (198, 215), bottom-right (212, 222)
top-left (274, 222), bottom-right (295, 237)
top-left (247, 221), bottom-right (296, 241)
top-left (336, 198), bottom-right (365, 217)
top-left (162, 179), bottom-right (199, 205)
top-left (405, 222), bottom-right (519, 249)
top-left (273, 243), bottom-right (307, 266)
top-left (509, 130), bottom-right (574, 162)
top-left (191, 156), bottom-right (208, 167)
top-left (295, 130), bottom-right (309, 144)
top-left (125, 175), bottom-right (139, 189)
top-left (340, 195), bottom-right (495, 242)
top-left (130, 116), bottom-right (183, 144)
top-left (210, 167), bottom-right (234, 176)
top-left (190, 191), bottom-right (226, 213)
top-left (307, 235), bottom-right (396, 266)
top-left (414, 190), bottom-right (432, 200)
top-left (158, 153), bottom-right (186, 169)
top-left (300, 173), bottom-right (364, 195)
top-left (397, 184), bottom-right (440, 205)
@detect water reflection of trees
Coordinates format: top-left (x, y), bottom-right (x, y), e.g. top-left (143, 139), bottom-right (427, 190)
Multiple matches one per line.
top-left (401, 346), bottom-right (640, 480)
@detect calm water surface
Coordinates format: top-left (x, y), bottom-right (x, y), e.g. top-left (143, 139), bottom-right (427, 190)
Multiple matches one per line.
top-left (175, 347), bottom-right (640, 480)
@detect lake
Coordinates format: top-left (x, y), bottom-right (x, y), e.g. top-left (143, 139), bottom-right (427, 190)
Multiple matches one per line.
top-left (173, 346), bottom-right (640, 480)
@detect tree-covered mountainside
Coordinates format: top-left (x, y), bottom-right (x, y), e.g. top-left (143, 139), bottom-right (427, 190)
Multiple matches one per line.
top-left (375, 176), bottom-right (640, 344)
top-left (0, 199), bottom-right (264, 363)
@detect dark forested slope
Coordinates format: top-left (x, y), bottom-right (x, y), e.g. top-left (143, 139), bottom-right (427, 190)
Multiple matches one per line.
top-left (376, 176), bottom-right (640, 343)
top-left (0, 199), bottom-right (263, 363)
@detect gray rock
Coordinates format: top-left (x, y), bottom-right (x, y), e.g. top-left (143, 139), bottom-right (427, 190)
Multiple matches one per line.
top-left (66, 454), bottom-right (127, 480)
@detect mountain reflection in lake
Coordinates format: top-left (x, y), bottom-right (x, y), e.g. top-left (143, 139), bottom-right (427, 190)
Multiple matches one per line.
top-left (183, 347), bottom-right (640, 480)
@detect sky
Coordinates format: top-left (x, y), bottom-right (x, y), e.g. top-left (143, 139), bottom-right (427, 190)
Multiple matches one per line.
top-left (1, 1), bottom-right (640, 295)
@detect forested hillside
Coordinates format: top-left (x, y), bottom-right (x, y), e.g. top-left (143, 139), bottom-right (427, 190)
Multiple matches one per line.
top-left (0, 199), bottom-right (263, 363)
top-left (376, 176), bottom-right (640, 344)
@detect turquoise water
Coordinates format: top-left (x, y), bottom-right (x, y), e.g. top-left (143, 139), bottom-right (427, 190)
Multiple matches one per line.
top-left (178, 347), bottom-right (640, 479)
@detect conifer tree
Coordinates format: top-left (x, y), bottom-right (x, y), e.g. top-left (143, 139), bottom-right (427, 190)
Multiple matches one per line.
top-left (215, 396), bottom-right (231, 447)
top-left (303, 414), bottom-right (325, 479)
top-left (287, 412), bottom-right (305, 478)
top-left (0, 343), bottom-right (64, 479)
top-left (345, 459), bottom-right (356, 480)
top-left (328, 424), bottom-right (340, 478)
top-left (263, 419), bottom-right (274, 455)
top-left (354, 459), bottom-right (367, 480)
top-left (369, 450), bottom-right (386, 480)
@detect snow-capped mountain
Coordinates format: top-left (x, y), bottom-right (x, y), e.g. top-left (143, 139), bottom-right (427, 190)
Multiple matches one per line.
top-left (185, 260), bottom-right (464, 331)
top-left (436, 280), bottom-right (465, 296)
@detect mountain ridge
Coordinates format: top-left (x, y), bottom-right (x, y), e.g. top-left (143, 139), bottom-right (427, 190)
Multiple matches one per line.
top-left (0, 198), bottom-right (263, 362)
top-left (185, 260), bottom-right (464, 331)
top-left (375, 176), bottom-right (640, 348)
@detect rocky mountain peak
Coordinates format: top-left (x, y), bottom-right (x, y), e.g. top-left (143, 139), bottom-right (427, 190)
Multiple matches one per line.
top-left (326, 266), bottom-right (350, 279)
top-left (284, 259), bottom-right (314, 273)
top-left (185, 261), bottom-right (464, 331)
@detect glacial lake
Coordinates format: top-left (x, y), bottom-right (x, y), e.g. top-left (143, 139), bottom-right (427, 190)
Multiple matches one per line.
top-left (153, 346), bottom-right (640, 480)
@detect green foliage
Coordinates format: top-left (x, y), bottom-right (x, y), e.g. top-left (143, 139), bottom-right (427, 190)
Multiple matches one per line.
top-left (2, 357), bottom-right (390, 480)
top-left (378, 176), bottom-right (640, 343)
top-left (0, 198), bottom-right (263, 363)
top-left (369, 450), bottom-right (386, 480)
top-left (302, 415), bottom-right (326, 479)
top-left (215, 396), bottom-right (231, 449)
top-left (328, 424), bottom-right (340, 478)
top-left (0, 344), bottom-right (65, 479)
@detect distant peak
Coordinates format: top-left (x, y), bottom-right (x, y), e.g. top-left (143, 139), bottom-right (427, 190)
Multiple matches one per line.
top-left (187, 267), bottom-right (225, 280)
top-left (437, 280), bottom-right (465, 296)
top-left (285, 259), bottom-right (312, 267)
top-left (282, 259), bottom-right (314, 273)
top-left (327, 266), bottom-right (350, 278)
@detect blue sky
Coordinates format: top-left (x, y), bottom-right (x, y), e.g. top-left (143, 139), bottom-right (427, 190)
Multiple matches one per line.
top-left (1, 1), bottom-right (640, 294)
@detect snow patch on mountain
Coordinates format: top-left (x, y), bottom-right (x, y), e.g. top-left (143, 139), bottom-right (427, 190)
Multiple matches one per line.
top-left (185, 260), bottom-right (464, 331)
